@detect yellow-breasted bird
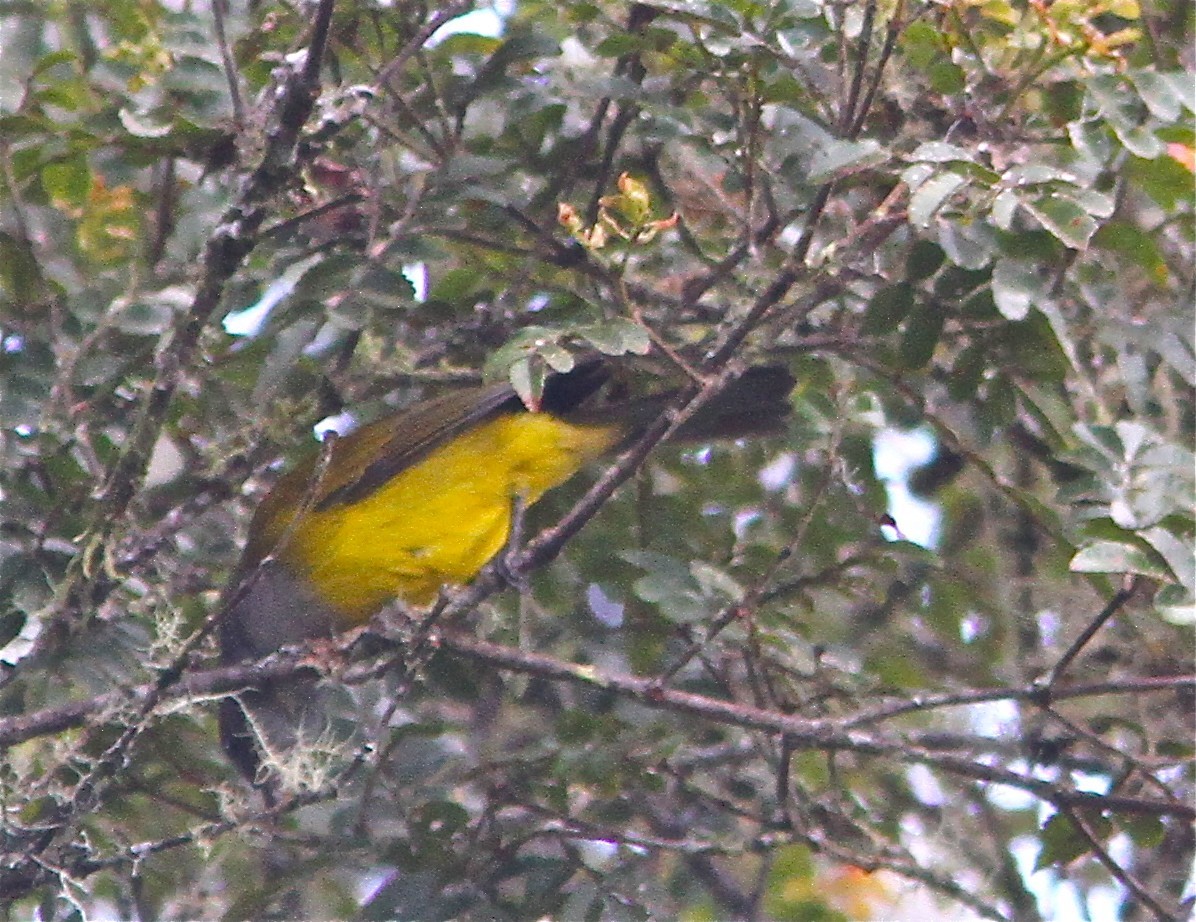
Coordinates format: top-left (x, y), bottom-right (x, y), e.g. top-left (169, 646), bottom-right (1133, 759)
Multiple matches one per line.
top-left (218, 360), bottom-right (794, 794)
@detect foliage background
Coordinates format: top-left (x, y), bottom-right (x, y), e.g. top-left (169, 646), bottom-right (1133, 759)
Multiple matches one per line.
top-left (0, 0), bottom-right (1192, 919)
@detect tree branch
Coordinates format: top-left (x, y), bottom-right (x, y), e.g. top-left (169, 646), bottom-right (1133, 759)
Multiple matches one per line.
top-left (1060, 805), bottom-right (1183, 922)
top-left (59, 0), bottom-right (338, 622)
top-left (4, 632), bottom-right (1190, 826)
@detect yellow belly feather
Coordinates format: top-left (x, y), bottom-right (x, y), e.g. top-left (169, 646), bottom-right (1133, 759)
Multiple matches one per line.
top-left (281, 413), bottom-right (620, 620)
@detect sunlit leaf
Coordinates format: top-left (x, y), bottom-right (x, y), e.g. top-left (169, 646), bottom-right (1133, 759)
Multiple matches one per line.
top-left (991, 258), bottom-right (1046, 321)
top-left (1069, 541), bottom-right (1172, 579)
top-left (1021, 193), bottom-right (1098, 250)
top-left (909, 172), bottom-right (967, 227)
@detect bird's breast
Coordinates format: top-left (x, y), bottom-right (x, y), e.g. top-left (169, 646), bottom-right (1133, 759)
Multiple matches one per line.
top-left (282, 412), bottom-right (621, 623)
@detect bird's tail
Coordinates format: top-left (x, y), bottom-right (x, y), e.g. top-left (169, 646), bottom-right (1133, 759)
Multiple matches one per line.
top-left (218, 561), bottom-right (355, 803)
top-left (559, 363), bottom-right (795, 444)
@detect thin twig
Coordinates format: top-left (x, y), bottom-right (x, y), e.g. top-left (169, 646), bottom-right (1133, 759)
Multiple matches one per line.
top-left (211, 0), bottom-right (244, 124)
top-left (1040, 575), bottom-right (1138, 693)
top-left (583, 4), bottom-right (657, 224)
top-left (373, 2), bottom-right (472, 90)
top-left (1060, 805), bottom-right (1182, 922)
top-left (844, 673), bottom-right (1192, 729)
top-left (840, 0), bottom-right (877, 134)
top-left (702, 182), bottom-right (833, 369)
top-left (849, 0), bottom-right (904, 138)
top-left (1033, 702), bottom-right (1183, 804)
top-left (90, 0), bottom-right (337, 533)
top-left (654, 423), bottom-right (843, 686)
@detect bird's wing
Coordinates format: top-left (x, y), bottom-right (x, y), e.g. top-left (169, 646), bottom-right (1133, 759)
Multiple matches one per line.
top-left (314, 382), bottom-right (520, 510)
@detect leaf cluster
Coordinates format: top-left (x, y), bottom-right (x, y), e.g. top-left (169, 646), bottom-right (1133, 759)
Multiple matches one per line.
top-left (0, 0), bottom-right (1192, 920)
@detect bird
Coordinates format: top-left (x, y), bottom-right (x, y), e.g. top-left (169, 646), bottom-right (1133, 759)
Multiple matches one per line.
top-left (217, 359), bottom-right (795, 797)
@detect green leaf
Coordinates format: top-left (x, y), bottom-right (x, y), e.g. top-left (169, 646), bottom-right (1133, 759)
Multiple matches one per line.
top-left (1000, 229), bottom-right (1063, 262)
top-left (593, 33), bottom-right (642, 57)
top-left (937, 219), bottom-right (998, 269)
top-left (356, 266), bottom-right (417, 311)
top-left (948, 343), bottom-right (985, 401)
top-left (539, 342), bottom-right (576, 373)
top-left (1068, 118), bottom-right (1115, 163)
top-left (1021, 193), bottom-right (1098, 250)
top-left (935, 265), bottom-right (990, 302)
top-left (999, 314), bottom-right (1069, 383)
top-left (111, 299), bottom-right (175, 335)
top-left (979, 373), bottom-right (1017, 432)
top-left (1035, 812), bottom-right (1109, 870)
top-left (576, 319), bottom-right (651, 356)
top-left (690, 561), bottom-right (743, 603)
top-left (1043, 79), bottom-right (1083, 124)
top-left (623, 550), bottom-right (709, 624)
top-left (0, 114), bottom-right (51, 141)
top-left (807, 137), bottom-right (885, 184)
top-left (991, 189), bottom-right (1019, 231)
top-left (1069, 187), bottom-right (1115, 219)
top-left (1121, 815), bottom-right (1165, 849)
top-left (1073, 422), bottom-right (1126, 465)
top-left (764, 844), bottom-right (850, 922)
top-left (1069, 541), bottom-right (1172, 579)
top-left (909, 172), bottom-right (966, 227)
top-left (251, 319), bottom-right (318, 403)
top-left (41, 154), bottom-right (91, 207)
top-left (34, 75), bottom-right (90, 112)
top-left (1126, 153), bottom-right (1193, 210)
top-left (1127, 69), bottom-right (1182, 121)
top-left (760, 72), bottom-right (807, 105)
top-left (436, 155), bottom-right (510, 184)
top-left (491, 29), bottom-right (560, 66)
top-left (1149, 324), bottom-right (1196, 387)
top-left (772, 110), bottom-right (885, 185)
top-left (1155, 585), bottom-right (1196, 625)
top-left (861, 283), bottom-right (915, 335)
top-left (296, 252), bottom-right (358, 298)
top-left (1157, 70), bottom-right (1195, 114)
top-left (428, 267), bottom-right (486, 304)
top-left (901, 21), bottom-right (943, 69)
top-left (1003, 164), bottom-right (1075, 185)
top-left (508, 357), bottom-right (544, 410)
top-left (991, 258), bottom-right (1048, 321)
top-left (1092, 222), bottom-right (1169, 286)
top-left (1140, 526), bottom-right (1196, 594)
top-left (32, 49), bottom-right (78, 77)
top-left (118, 107), bottom-right (175, 139)
top-left (0, 231), bottom-right (49, 305)
top-left (483, 326), bottom-right (575, 389)
top-left (1109, 121), bottom-right (1163, 160)
top-left (1088, 74), bottom-right (1162, 158)
top-left (0, 370), bottom-right (52, 428)
top-left (905, 239), bottom-right (945, 282)
top-left (928, 60), bottom-right (965, 94)
top-left (434, 33), bottom-right (503, 57)
top-left (899, 304), bottom-right (944, 369)
top-left (909, 141), bottom-right (976, 164)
